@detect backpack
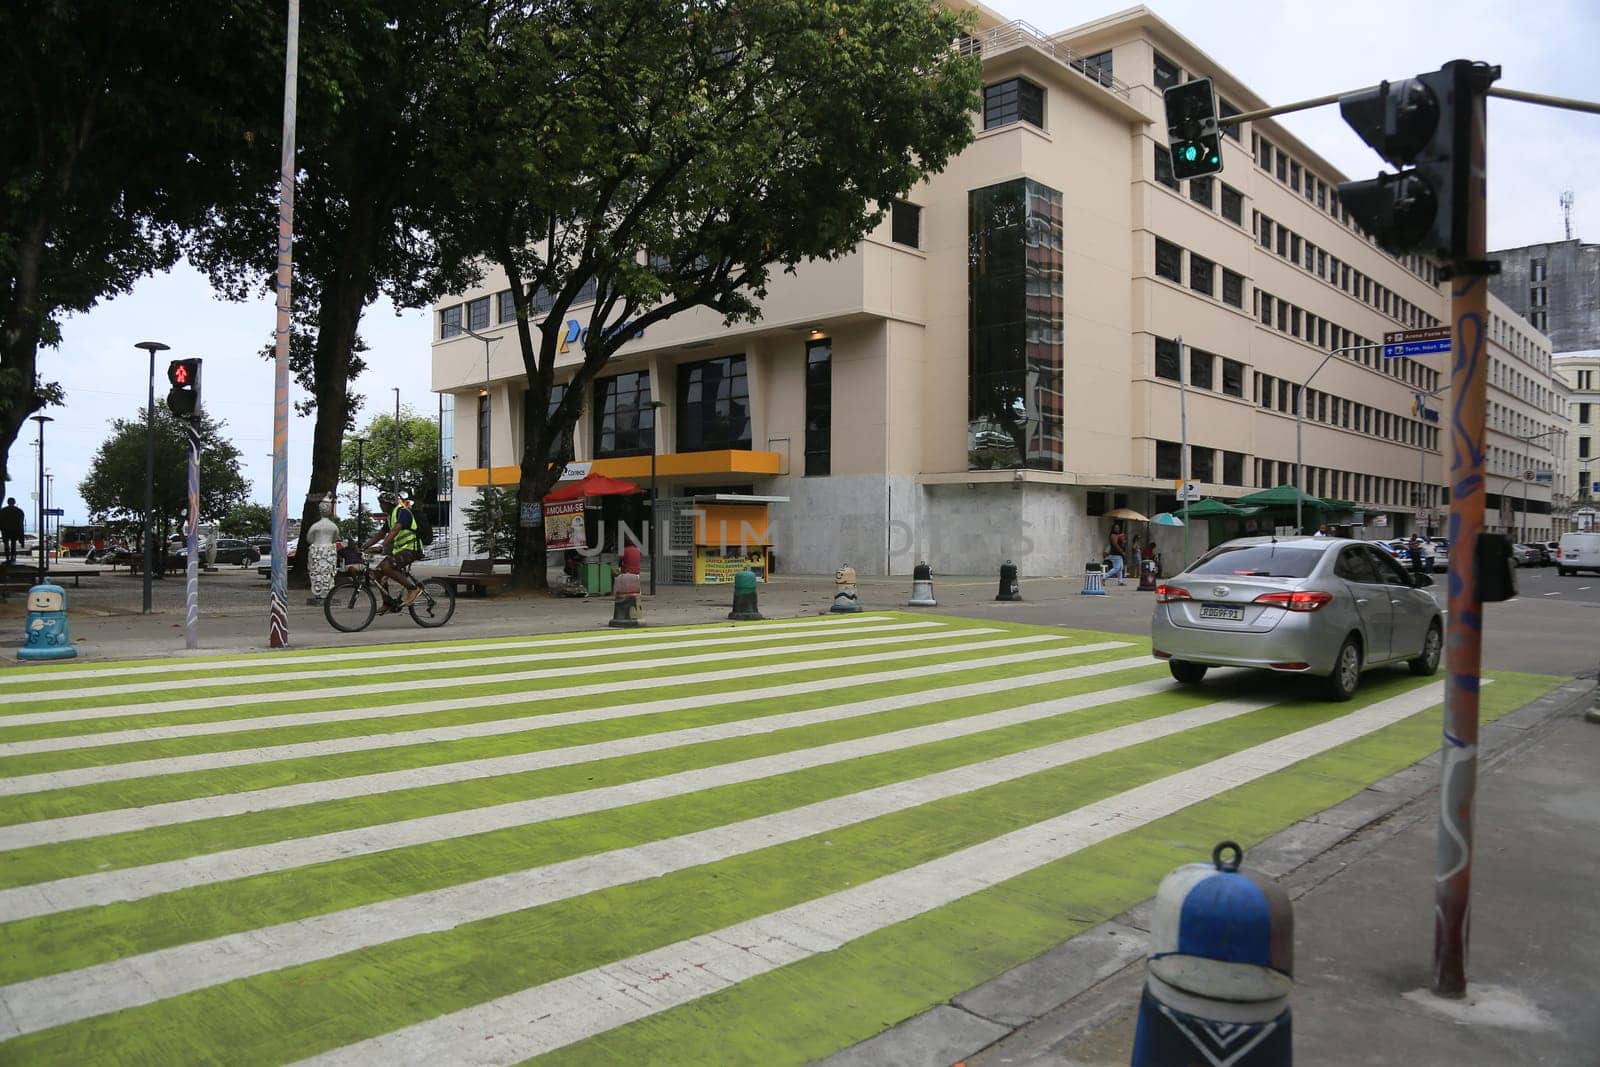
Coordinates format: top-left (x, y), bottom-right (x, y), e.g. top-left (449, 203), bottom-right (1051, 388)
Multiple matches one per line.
top-left (413, 508), bottom-right (435, 547)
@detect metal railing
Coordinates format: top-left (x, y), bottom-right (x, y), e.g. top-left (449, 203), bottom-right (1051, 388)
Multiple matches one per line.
top-left (959, 21), bottom-right (1131, 100)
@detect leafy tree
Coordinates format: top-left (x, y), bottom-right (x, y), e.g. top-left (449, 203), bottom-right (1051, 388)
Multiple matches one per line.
top-left (221, 503), bottom-right (274, 537)
top-left (79, 408), bottom-right (252, 563)
top-left (462, 488), bottom-right (517, 559)
top-left (433, 0), bottom-right (980, 589)
top-left (338, 407), bottom-right (440, 511)
top-left (190, 0), bottom-right (479, 586)
top-left (0, 0), bottom-right (278, 490)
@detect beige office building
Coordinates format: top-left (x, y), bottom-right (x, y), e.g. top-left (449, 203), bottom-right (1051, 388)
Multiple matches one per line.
top-left (431, 5), bottom-right (1478, 575)
top-left (1555, 350), bottom-right (1600, 531)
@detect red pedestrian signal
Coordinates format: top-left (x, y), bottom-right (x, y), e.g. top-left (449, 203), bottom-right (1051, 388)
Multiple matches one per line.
top-left (166, 358), bottom-right (202, 419)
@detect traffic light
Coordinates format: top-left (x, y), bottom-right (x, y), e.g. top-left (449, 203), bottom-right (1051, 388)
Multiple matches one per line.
top-left (1336, 61), bottom-right (1499, 260)
top-left (166, 358), bottom-right (201, 419)
top-left (1163, 77), bottom-right (1223, 180)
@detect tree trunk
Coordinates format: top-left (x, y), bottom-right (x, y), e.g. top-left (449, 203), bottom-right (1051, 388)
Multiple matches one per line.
top-left (0, 222), bottom-right (48, 486)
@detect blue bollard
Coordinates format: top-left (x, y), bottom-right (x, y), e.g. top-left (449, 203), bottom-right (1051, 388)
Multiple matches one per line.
top-left (1132, 841), bottom-right (1293, 1066)
top-left (1080, 560), bottom-right (1107, 596)
top-left (18, 583), bottom-right (78, 661)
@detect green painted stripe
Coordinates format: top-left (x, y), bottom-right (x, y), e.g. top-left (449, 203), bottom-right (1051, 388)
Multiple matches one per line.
top-left (0, 659), bottom-right (1164, 889)
top-left (543, 670), bottom-right (1561, 1066)
top-left (0, 671), bottom-right (1480, 1062)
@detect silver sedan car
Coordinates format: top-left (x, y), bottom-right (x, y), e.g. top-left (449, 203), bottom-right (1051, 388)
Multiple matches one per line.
top-left (1150, 536), bottom-right (1443, 701)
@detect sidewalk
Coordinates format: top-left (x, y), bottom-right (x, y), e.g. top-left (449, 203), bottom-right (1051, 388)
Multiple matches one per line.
top-left (829, 681), bottom-right (1600, 1067)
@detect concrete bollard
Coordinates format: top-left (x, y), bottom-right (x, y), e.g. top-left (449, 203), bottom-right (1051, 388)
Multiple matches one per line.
top-left (995, 560), bottom-right (1021, 602)
top-left (908, 561), bottom-right (938, 607)
top-left (19, 583), bottom-right (78, 661)
top-left (831, 563), bottom-right (862, 613)
top-left (1137, 556), bottom-right (1159, 592)
top-left (1132, 841), bottom-right (1293, 1067)
top-left (610, 546), bottom-right (643, 628)
top-left (1080, 560), bottom-right (1107, 596)
top-left (729, 568), bottom-right (764, 620)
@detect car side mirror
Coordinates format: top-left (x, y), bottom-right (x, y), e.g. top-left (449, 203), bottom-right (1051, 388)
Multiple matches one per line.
top-left (1412, 571), bottom-right (1433, 588)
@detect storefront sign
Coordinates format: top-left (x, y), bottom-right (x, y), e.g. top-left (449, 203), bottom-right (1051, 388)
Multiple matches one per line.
top-left (1411, 392), bottom-right (1440, 424)
top-left (695, 547), bottom-right (768, 584)
top-left (543, 499), bottom-right (585, 549)
top-left (556, 318), bottom-right (645, 354)
top-left (519, 502), bottom-right (543, 527)
top-left (558, 461), bottom-right (592, 481)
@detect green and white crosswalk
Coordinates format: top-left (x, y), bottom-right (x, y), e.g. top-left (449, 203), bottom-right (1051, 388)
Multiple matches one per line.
top-left (0, 613), bottom-right (1560, 1065)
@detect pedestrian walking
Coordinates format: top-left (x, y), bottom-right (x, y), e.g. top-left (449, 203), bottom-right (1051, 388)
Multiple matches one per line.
top-left (0, 497), bottom-right (24, 565)
top-left (1408, 534), bottom-right (1426, 576)
top-left (1106, 522), bottom-right (1128, 586)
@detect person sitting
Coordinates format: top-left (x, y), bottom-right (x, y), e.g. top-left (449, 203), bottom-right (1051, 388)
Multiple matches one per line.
top-left (363, 490), bottom-right (425, 610)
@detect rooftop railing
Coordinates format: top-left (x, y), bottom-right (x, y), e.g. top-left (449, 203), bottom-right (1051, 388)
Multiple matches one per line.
top-left (959, 20), bottom-right (1132, 101)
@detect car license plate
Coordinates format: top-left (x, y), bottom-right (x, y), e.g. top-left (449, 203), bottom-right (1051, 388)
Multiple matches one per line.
top-left (1199, 603), bottom-right (1244, 621)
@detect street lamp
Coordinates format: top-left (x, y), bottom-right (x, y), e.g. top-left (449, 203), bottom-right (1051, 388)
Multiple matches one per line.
top-left (1294, 341), bottom-right (1386, 533)
top-left (391, 386), bottom-right (402, 502)
top-left (134, 340), bottom-right (170, 612)
top-left (29, 415), bottom-right (52, 575)
top-left (648, 399), bottom-right (665, 595)
top-left (44, 472), bottom-right (53, 559)
top-left (462, 325), bottom-right (500, 560)
top-left (1513, 428), bottom-right (1561, 543)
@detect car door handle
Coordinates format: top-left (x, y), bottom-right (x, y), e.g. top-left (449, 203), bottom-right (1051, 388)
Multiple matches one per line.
top-left (1355, 597), bottom-right (1369, 604)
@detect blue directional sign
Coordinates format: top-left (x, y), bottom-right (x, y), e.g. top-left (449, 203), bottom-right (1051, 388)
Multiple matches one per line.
top-left (43, 507), bottom-right (65, 517)
top-left (1383, 327), bottom-right (1451, 359)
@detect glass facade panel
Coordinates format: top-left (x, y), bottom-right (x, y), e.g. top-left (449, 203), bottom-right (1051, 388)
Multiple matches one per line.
top-left (676, 355), bottom-right (752, 452)
top-left (805, 340), bottom-right (832, 476)
top-left (593, 371), bottom-right (654, 457)
top-left (967, 178), bottom-right (1064, 471)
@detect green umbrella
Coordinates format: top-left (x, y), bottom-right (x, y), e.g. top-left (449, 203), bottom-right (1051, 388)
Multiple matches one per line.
top-left (1238, 484), bottom-right (1330, 509)
top-left (1174, 498), bottom-right (1248, 518)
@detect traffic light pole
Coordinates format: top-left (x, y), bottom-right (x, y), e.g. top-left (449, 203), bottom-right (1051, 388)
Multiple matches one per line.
top-left (183, 422), bottom-right (202, 651)
top-left (1434, 61), bottom-right (1494, 999)
top-left (268, 0), bottom-right (300, 650)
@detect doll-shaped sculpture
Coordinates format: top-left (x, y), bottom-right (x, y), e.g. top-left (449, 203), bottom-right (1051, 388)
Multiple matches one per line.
top-left (19, 583), bottom-right (77, 660)
top-left (306, 494), bottom-right (342, 602)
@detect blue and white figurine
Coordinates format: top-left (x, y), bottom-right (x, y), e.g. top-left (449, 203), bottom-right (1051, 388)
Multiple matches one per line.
top-left (19, 582), bottom-right (78, 660)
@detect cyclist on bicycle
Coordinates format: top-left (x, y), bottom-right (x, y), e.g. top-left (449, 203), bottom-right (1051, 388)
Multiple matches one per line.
top-left (365, 490), bottom-right (425, 610)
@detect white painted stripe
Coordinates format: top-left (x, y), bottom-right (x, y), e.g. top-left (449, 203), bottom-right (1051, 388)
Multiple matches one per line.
top-left (0, 669), bottom-right (1169, 920)
top-left (0, 629), bottom-right (1021, 730)
top-left (0, 690), bottom-right (1276, 1036)
top-left (0, 635), bottom-right (1087, 755)
top-left (0, 644), bottom-right (1136, 797)
top-left (1542, 592), bottom-right (1560, 596)
top-left (300, 680), bottom-right (1462, 1066)
top-left (0, 640), bottom-right (1122, 850)
top-left (0, 614), bottom-right (895, 687)
top-left (10, 622), bottom-right (952, 704)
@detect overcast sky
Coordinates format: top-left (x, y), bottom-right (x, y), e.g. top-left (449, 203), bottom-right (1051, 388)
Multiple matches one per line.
top-left (13, 0), bottom-right (1598, 530)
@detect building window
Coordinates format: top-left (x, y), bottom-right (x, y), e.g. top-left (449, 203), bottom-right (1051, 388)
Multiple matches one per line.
top-left (497, 289), bottom-right (516, 324)
top-left (475, 392), bottom-right (491, 471)
top-left (1191, 446), bottom-right (1215, 483)
top-left (1190, 175), bottom-right (1214, 209)
top-left (1580, 403), bottom-right (1590, 424)
top-left (969, 179), bottom-right (1064, 471)
top-left (1533, 310), bottom-right (1548, 331)
top-left (439, 304), bottom-right (462, 339)
top-left (540, 382), bottom-right (576, 467)
top-left (1531, 286), bottom-right (1547, 307)
top-left (1154, 144), bottom-right (1179, 191)
top-left (1259, 292), bottom-right (1273, 326)
top-left (1190, 349), bottom-right (1214, 390)
top-left (1222, 358), bottom-right (1244, 397)
top-left (891, 201), bottom-right (921, 248)
top-left (1220, 184), bottom-right (1243, 224)
top-left (1155, 337), bottom-right (1181, 381)
top-left (1223, 450), bottom-right (1244, 484)
top-left (805, 340), bottom-right (831, 476)
top-left (677, 355), bottom-right (751, 452)
top-left (1276, 152), bottom-right (1287, 183)
top-left (467, 296), bottom-right (491, 332)
top-left (573, 277), bottom-right (599, 306)
top-left (1153, 51), bottom-right (1180, 90)
top-left (1259, 215), bottom-right (1272, 249)
top-left (1189, 254), bottom-right (1214, 297)
top-left (1531, 258), bottom-right (1546, 282)
top-left (1080, 49), bottom-right (1114, 85)
top-left (1156, 440), bottom-right (1182, 479)
top-left (1218, 98), bottom-right (1241, 141)
top-left (593, 370), bottom-right (655, 457)
top-left (1222, 269), bottom-right (1244, 308)
top-left (1155, 238), bottom-right (1183, 282)
top-left (1581, 437), bottom-right (1591, 460)
top-left (984, 77), bottom-right (1044, 130)
top-left (1259, 374), bottom-right (1273, 408)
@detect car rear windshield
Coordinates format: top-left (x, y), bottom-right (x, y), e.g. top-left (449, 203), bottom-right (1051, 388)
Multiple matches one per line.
top-left (1188, 544), bottom-right (1324, 578)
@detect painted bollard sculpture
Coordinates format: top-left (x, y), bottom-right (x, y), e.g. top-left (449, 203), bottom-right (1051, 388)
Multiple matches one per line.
top-left (1132, 841), bottom-right (1293, 1067)
top-left (830, 563), bottom-right (861, 613)
top-left (729, 568), bottom-right (764, 621)
top-left (610, 545), bottom-right (643, 628)
top-left (908, 560), bottom-right (937, 607)
top-left (19, 583), bottom-right (78, 661)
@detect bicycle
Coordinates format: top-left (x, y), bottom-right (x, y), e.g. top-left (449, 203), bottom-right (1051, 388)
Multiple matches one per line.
top-left (323, 556), bottom-right (457, 632)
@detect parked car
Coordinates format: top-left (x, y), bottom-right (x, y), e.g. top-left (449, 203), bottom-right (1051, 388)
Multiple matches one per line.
top-left (1543, 541), bottom-right (1561, 566)
top-left (1151, 536), bottom-right (1442, 702)
top-left (1385, 539), bottom-right (1433, 571)
top-left (1557, 532), bottom-right (1600, 576)
top-left (1430, 538), bottom-right (1449, 573)
top-left (1509, 542), bottom-right (1543, 567)
top-left (168, 537), bottom-right (261, 566)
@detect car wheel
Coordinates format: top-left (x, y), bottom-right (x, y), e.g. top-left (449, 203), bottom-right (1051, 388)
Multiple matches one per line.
top-left (1409, 621), bottom-right (1443, 676)
top-left (1324, 635), bottom-right (1362, 702)
top-left (1559, 567), bottom-right (1571, 577)
top-left (1169, 660), bottom-right (1208, 685)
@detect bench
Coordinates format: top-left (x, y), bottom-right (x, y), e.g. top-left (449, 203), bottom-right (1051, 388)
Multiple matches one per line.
top-left (443, 558), bottom-right (510, 597)
top-left (0, 569), bottom-right (98, 589)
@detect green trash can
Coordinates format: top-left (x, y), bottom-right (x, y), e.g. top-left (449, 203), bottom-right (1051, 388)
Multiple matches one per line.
top-left (582, 560), bottom-right (613, 595)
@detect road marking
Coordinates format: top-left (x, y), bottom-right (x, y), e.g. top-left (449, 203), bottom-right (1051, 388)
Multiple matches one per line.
top-left (0, 614), bottom-right (895, 686)
top-left (0, 691), bottom-right (1254, 1037)
top-left (0, 672), bottom-right (1174, 921)
top-left (0, 636), bottom-right (1090, 757)
top-left (1580, 587), bottom-right (1591, 591)
top-left (0, 645), bottom-right (1140, 797)
top-left (1543, 592), bottom-right (1561, 597)
top-left (5, 622), bottom-right (952, 703)
top-left (297, 682), bottom-right (1460, 1066)
top-left (0, 641), bottom-right (1126, 851)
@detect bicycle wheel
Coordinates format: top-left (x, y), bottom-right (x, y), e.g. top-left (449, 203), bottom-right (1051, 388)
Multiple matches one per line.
top-left (324, 578), bottom-right (377, 632)
top-left (407, 577), bottom-right (456, 628)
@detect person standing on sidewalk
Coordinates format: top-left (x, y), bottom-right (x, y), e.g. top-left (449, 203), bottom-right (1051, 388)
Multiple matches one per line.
top-left (0, 497), bottom-right (24, 565)
top-left (1106, 522), bottom-right (1128, 586)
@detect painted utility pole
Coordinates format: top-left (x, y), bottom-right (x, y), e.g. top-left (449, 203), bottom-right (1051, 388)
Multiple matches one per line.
top-left (183, 420), bottom-right (202, 650)
top-left (269, 0), bottom-right (300, 649)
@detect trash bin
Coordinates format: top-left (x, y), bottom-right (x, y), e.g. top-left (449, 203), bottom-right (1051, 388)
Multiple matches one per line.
top-left (582, 560), bottom-right (613, 595)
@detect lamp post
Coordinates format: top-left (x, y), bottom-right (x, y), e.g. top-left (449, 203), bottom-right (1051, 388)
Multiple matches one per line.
top-left (649, 399), bottom-right (665, 595)
top-left (352, 436), bottom-right (367, 543)
top-left (462, 325), bottom-right (499, 559)
top-left (1294, 341), bottom-right (1385, 533)
top-left (30, 415), bottom-right (52, 576)
top-left (1176, 336), bottom-right (1190, 569)
top-left (134, 340), bottom-right (170, 611)
top-left (44, 473), bottom-right (53, 560)
top-left (1515, 428), bottom-right (1560, 543)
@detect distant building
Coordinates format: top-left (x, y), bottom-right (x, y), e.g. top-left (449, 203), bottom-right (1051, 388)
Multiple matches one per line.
top-left (1487, 238), bottom-right (1600, 353)
top-left (1554, 350), bottom-right (1600, 523)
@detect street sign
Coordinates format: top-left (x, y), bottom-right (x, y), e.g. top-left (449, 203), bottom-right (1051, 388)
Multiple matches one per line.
top-left (1535, 471), bottom-right (1554, 484)
top-left (42, 507), bottom-right (64, 517)
top-left (1383, 326), bottom-right (1451, 359)
top-left (1174, 480), bottom-right (1201, 502)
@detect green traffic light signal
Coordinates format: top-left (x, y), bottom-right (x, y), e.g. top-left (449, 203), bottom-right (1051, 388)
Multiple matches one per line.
top-left (1181, 145), bottom-right (1198, 162)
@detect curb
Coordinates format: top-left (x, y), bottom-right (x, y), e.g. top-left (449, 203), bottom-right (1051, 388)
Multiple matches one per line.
top-left (821, 676), bottom-right (1595, 1067)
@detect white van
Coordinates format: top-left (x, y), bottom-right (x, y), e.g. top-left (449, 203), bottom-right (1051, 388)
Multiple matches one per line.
top-left (1556, 532), bottom-right (1600, 576)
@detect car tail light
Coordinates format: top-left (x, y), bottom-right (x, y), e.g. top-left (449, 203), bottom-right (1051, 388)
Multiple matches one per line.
top-left (1154, 584), bottom-right (1192, 603)
top-left (1253, 590), bottom-right (1334, 612)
